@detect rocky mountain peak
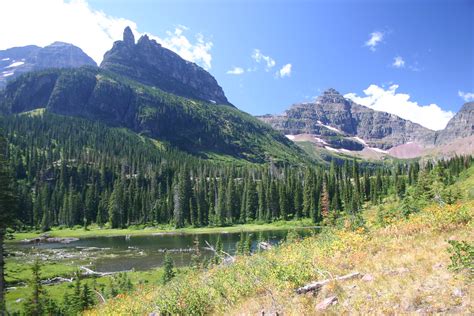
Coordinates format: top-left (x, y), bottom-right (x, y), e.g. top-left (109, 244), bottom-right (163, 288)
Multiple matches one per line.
top-left (0, 42), bottom-right (96, 89)
top-left (123, 26), bottom-right (135, 46)
top-left (100, 27), bottom-right (231, 105)
top-left (316, 88), bottom-right (347, 105)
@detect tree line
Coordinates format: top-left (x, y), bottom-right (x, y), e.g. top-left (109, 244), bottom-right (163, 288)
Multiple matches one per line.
top-left (2, 114), bottom-right (472, 231)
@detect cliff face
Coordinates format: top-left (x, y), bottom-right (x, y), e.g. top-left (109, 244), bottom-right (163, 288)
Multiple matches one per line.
top-left (0, 42), bottom-right (96, 89)
top-left (100, 27), bottom-right (231, 106)
top-left (259, 88), bottom-right (436, 150)
top-left (436, 102), bottom-right (474, 144)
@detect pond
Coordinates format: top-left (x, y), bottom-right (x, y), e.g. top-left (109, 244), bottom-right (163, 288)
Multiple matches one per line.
top-left (8, 228), bottom-right (316, 273)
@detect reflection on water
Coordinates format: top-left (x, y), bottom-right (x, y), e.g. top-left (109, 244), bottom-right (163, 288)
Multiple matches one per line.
top-left (9, 228), bottom-right (316, 272)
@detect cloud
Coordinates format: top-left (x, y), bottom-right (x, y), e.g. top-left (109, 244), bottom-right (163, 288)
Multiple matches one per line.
top-left (365, 31), bottom-right (384, 51)
top-left (157, 26), bottom-right (213, 70)
top-left (0, 0), bottom-right (213, 69)
top-left (251, 49), bottom-right (276, 71)
top-left (344, 84), bottom-right (454, 130)
top-left (277, 63), bottom-right (292, 78)
top-left (392, 56), bottom-right (405, 68)
top-left (226, 66), bottom-right (244, 75)
top-left (458, 90), bottom-right (474, 102)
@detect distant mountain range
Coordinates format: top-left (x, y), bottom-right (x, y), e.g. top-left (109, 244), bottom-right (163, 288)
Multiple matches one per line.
top-left (0, 28), bottom-right (472, 163)
top-left (0, 42), bottom-right (96, 88)
top-left (258, 89), bottom-right (474, 159)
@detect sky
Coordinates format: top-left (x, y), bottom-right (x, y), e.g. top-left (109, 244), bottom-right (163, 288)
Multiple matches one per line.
top-left (0, 0), bottom-right (473, 130)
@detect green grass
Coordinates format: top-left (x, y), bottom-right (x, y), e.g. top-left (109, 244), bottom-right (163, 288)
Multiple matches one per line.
top-left (5, 266), bottom-right (184, 314)
top-left (10, 219), bottom-right (315, 242)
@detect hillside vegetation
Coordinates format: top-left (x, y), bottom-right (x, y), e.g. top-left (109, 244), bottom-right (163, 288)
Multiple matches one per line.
top-left (87, 166), bottom-right (474, 315)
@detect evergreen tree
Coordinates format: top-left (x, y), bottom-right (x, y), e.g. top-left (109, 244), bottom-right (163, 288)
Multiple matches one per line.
top-left (0, 133), bottom-right (17, 313)
top-left (162, 252), bottom-right (176, 284)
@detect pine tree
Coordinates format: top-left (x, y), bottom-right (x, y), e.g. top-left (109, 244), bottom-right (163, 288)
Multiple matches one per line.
top-left (0, 133), bottom-right (17, 314)
top-left (162, 252), bottom-right (176, 284)
top-left (23, 259), bottom-right (46, 316)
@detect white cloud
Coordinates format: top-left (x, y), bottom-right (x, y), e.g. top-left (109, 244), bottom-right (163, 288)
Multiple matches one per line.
top-left (0, 0), bottom-right (213, 69)
top-left (251, 49), bottom-right (276, 71)
top-left (392, 56), bottom-right (405, 68)
top-left (458, 90), bottom-right (474, 102)
top-left (226, 66), bottom-right (244, 75)
top-left (365, 31), bottom-right (384, 51)
top-left (344, 84), bottom-right (454, 130)
top-left (277, 63), bottom-right (292, 78)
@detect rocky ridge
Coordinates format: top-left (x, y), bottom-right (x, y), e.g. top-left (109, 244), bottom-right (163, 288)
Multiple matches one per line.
top-left (258, 88), bottom-right (436, 154)
top-left (0, 42), bottom-right (96, 88)
top-left (100, 27), bottom-right (231, 105)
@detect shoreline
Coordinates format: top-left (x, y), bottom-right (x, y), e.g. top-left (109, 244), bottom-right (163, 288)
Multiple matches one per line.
top-left (10, 220), bottom-right (319, 242)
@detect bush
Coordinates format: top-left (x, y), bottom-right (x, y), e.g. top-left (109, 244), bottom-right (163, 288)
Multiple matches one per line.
top-left (447, 240), bottom-right (474, 274)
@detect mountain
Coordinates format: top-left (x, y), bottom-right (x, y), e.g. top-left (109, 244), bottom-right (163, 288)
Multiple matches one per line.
top-left (436, 102), bottom-right (474, 144)
top-left (258, 88), bottom-right (436, 158)
top-left (0, 42), bottom-right (96, 88)
top-left (100, 27), bottom-right (231, 106)
top-left (0, 66), bottom-right (303, 164)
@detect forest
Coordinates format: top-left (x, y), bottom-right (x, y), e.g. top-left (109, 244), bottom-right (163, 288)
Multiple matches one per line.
top-left (2, 113), bottom-right (471, 231)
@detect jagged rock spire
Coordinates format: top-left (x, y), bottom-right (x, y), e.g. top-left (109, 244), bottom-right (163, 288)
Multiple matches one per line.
top-left (123, 26), bottom-right (135, 46)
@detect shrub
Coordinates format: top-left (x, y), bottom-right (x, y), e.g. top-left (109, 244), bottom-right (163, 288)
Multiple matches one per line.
top-left (447, 240), bottom-right (474, 274)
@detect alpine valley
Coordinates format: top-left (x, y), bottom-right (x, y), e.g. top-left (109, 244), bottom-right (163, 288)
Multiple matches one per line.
top-left (0, 18), bottom-right (472, 316)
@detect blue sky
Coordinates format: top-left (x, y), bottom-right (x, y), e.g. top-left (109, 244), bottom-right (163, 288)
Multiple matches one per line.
top-left (1, 0), bottom-right (473, 129)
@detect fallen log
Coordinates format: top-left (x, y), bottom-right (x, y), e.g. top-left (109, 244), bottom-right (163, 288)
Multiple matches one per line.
top-left (80, 266), bottom-right (125, 277)
top-left (42, 276), bottom-right (73, 286)
top-left (295, 272), bottom-right (360, 294)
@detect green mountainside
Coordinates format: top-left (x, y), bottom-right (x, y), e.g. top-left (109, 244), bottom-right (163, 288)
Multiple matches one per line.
top-left (0, 67), bottom-right (304, 164)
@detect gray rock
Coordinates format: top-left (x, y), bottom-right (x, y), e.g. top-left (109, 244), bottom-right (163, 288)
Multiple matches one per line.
top-left (316, 296), bottom-right (338, 310)
top-left (436, 102), bottom-right (474, 144)
top-left (362, 274), bottom-right (374, 282)
top-left (0, 42), bottom-right (96, 89)
top-left (258, 88), bottom-right (436, 150)
top-left (100, 27), bottom-right (232, 106)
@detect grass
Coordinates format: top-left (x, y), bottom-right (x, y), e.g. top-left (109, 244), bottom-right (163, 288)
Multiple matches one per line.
top-left (10, 219), bottom-right (315, 242)
top-left (5, 266), bottom-right (181, 314)
top-left (86, 169), bottom-right (474, 315)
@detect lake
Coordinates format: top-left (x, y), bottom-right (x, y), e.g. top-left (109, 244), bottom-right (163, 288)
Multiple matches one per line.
top-left (8, 228), bottom-right (316, 273)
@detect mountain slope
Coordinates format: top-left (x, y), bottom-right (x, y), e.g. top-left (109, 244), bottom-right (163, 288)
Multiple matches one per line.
top-left (436, 102), bottom-right (474, 144)
top-left (259, 88), bottom-right (435, 151)
top-left (0, 42), bottom-right (96, 88)
top-left (100, 27), bottom-right (230, 106)
top-left (0, 67), bottom-right (304, 164)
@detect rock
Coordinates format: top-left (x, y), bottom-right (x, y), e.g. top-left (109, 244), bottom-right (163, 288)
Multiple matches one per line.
top-left (101, 27), bottom-right (231, 106)
top-left (432, 262), bottom-right (443, 269)
top-left (436, 102), bottom-right (474, 144)
top-left (258, 88), bottom-right (436, 151)
top-left (123, 26), bottom-right (135, 46)
top-left (0, 42), bottom-right (96, 89)
top-left (362, 274), bottom-right (374, 282)
top-left (452, 288), bottom-right (464, 297)
top-left (316, 296), bottom-right (338, 311)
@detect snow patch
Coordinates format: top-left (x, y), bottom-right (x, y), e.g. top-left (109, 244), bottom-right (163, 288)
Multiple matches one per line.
top-left (317, 120), bottom-right (342, 133)
top-left (352, 137), bottom-right (368, 146)
top-left (6, 61), bottom-right (24, 68)
top-left (340, 149), bottom-right (351, 153)
top-left (1, 58), bottom-right (10, 61)
top-left (406, 141), bottom-right (413, 144)
top-left (370, 147), bottom-right (388, 154)
top-left (324, 146), bottom-right (340, 153)
top-left (2, 72), bottom-right (14, 77)
top-left (314, 137), bottom-right (328, 145)
top-left (209, 99), bottom-right (216, 104)
top-left (285, 135), bottom-right (295, 140)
